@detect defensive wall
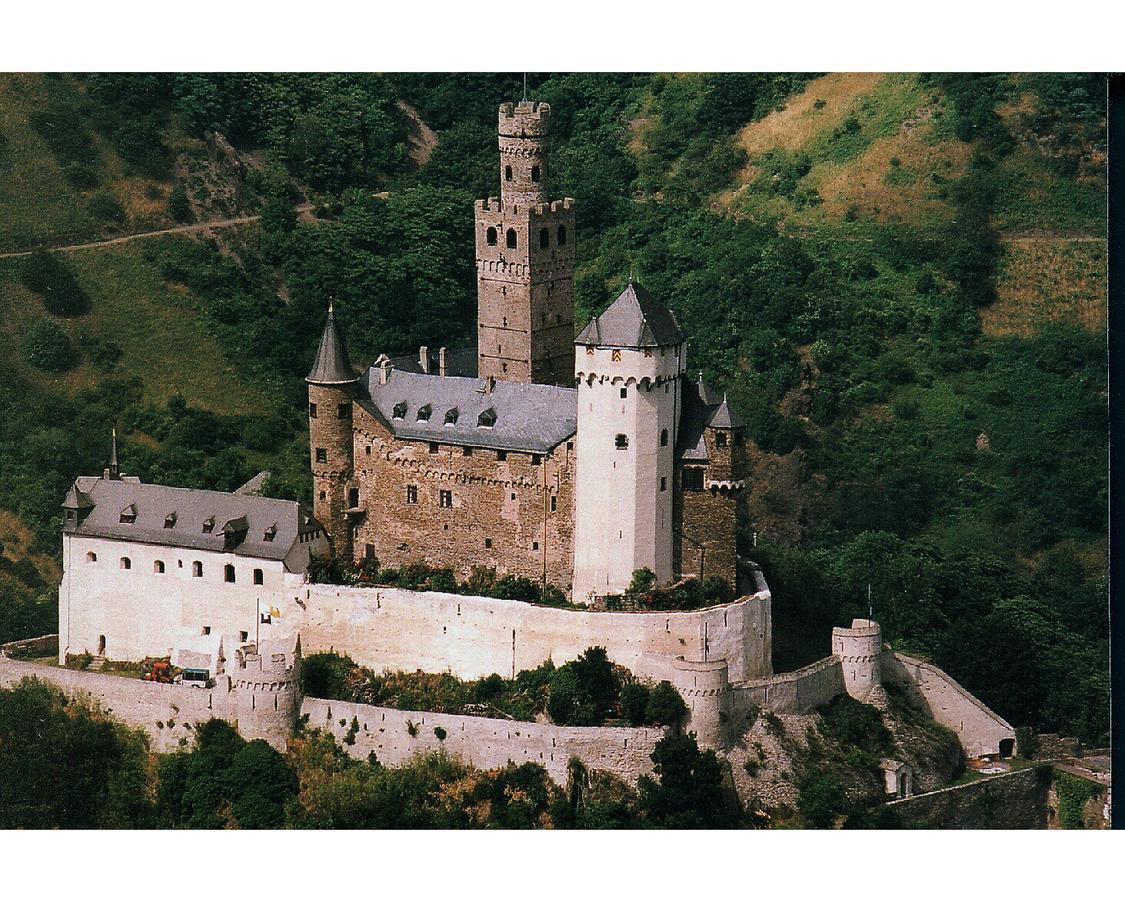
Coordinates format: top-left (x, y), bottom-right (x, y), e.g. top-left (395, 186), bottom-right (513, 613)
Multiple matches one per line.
top-left (0, 650), bottom-right (299, 752)
top-left (302, 697), bottom-right (665, 786)
top-left (732, 656), bottom-right (846, 717)
top-left (885, 765), bottom-right (1053, 829)
top-left (885, 652), bottom-right (1016, 758)
top-left (298, 578), bottom-right (773, 684)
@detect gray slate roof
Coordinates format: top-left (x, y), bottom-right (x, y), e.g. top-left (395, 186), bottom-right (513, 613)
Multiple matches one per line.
top-left (575, 283), bottom-right (685, 348)
top-left (307, 306), bottom-right (358, 385)
top-left (677, 376), bottom-right (744, 461)
top-left (62, 476), bottom-right (321, 562)
top-left (357, 368), bottom-right (577, 453)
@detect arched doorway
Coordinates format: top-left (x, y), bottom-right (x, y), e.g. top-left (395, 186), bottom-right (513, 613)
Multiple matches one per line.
top-left (999, 738), bottom-right (1015, 759)
top-left (97, 635), bottom-right (106, 656)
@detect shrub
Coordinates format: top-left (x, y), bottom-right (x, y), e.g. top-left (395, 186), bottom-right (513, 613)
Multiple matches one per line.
top-left (167, 184), bottom-right (192, 222)
top-left (798, 773), bottom-right (847, 828)
top-left (19, 251), bottom-right (90, 316)
top-left (620, 682), bottom-right (650, 726)
top-left (62, 162), bottom-right (100, 190)
top-left (645, 681), bottom-right (688, 729)
top-left (299, 651), bottom-right (355, 700)
top-left (77, 330), bottom-right (121, 373)
top-left (23, 319), bottom-right (75, 372)
top-left (87, 190), bottom-right (126, 224)
top-left (1015, 726), bottom-right (1040, 760)
top-left (434, 726), bottom-right (447, 741)
top-left (628, 568), bottom-right (656, 594)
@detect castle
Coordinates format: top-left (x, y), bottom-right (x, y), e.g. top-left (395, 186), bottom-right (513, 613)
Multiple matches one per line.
top-left (26, 98), bottom-right (1018, 792)
top-left (308, 100), bottom-right (746, 600)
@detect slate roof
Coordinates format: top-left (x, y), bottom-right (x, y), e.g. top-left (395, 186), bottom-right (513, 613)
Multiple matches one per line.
top-left (575, 283), bottom-right (685, 348)
top-left (62, 476), bottom-right (322, 562)
top-left (307, 305), bottom-right (358, 385)
top-left (677, 375), bottom-right (744, 461)
top-left (357, 368), bottom-right (577, 453)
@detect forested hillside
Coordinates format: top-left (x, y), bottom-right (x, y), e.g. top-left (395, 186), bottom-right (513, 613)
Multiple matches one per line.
top-left (0, 73), bottom-right (1107, 743)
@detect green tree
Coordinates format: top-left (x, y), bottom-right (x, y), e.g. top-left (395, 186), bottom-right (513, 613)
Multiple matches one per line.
top-left (638, 732), bottom-right (737, 828)
top-left (23, 319), bottom-right (75, 372)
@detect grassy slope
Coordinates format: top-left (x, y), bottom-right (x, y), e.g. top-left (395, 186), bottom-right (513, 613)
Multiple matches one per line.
top-left (0, 244), bottom-right (268, 415)
top-left (0, 74), bottom-right (174, 251)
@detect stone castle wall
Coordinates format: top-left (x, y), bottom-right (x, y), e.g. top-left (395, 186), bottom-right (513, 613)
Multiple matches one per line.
top-left (0, 655), bottom-right (299, 752)
top-left (885, 652), bottom-right (1016, 758)
top-left (886, 765), bottom-right (1053, 829)
top-left (350, 405), bottom-right (576, 588)
top-left (298, 581), bottom-right (773, 686)
top-left (302, 697), bottom-right (664, 786)
top-left (732, 656), bottom-right (846, 717)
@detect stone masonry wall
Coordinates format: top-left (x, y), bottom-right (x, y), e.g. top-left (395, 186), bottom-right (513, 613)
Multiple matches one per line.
top-left (0, 656), bottom-right (298, 751)
top-left (732, 656), bottom-right (846, 716)
top-left (886, 765), bottom-right (1053, 829)
top-left (298, 582), bottom-right (772, 685)
top-left (302, 697), bottom-right (664, 786)
top-left (350, 405), bottom-right (575, 590)
top-left (885, 652), bottom-right (1016, 757)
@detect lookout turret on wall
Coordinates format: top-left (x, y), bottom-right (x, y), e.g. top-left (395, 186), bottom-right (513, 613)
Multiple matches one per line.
top-left (572, 283), bottom-right (686, 601)
top-left (476, 101), bottom-right (576, 387)
top-left (307, 302), bottom-right (357, 562)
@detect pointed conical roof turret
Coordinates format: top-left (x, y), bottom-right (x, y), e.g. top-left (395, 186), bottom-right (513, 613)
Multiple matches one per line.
top-left (708, 393), bottom-right (744, 430)
top-left (306, 302), bottom-right (357, 385)
top-left (575, 282), bottom-right (684, 348)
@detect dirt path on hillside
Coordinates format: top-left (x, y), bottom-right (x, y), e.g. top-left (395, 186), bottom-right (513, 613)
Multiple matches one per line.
top-left (0, 203), bottom-right (314, 260)
top-left (397, 101), bottom-right (438, 167)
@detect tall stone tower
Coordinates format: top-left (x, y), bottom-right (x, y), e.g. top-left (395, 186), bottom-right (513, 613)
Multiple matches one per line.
top-left (475, 101), bottom-right (576, 386)
top-left (307, 303), bottom-right (357, 562)
top-left (572, 283), bottom-right (686, 601)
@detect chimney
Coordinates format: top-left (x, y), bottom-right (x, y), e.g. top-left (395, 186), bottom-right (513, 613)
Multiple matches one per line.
top-left (438, 347), bottom-right (447, 377)
top-left (418, 345), bottom-right (429, 374)
top-left (379, 359), bottom-right (392, 385)
top-left (484, 375), bottom-right (495, 395)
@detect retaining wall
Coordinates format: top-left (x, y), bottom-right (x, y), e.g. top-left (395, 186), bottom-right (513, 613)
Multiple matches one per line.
top-left (302, 697), bottom-right (664, 786)
top-left (886, 766), bottom-right (1052, 829)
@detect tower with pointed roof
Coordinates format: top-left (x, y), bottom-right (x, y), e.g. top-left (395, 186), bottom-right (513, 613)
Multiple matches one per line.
top-left (307, 303), bottom-right (358, 561)
top-left (572, 283), bottom-right (686, 600)
top-left (674, 376), bottom-right (748, 589)
top-left (475, 101), bottom-right (576, 386)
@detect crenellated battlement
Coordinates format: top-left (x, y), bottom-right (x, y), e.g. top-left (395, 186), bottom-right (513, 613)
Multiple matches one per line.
top-left (498, 100), bottom-right (552, 137)
top-left (476, 197), bottom-right (575, 217)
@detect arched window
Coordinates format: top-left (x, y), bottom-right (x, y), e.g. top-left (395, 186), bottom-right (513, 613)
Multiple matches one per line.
top-left (253, 568), bottom-right (264, 586)
top-left (661, 428), bottom-right (669, 447)
top-left (120, 557), bottom-right (131, 570)
top-left (615, 434), bottom-right (629, 450)
top-left (86, 551), bottom-right (97, 564)
top-left (192, 561), bottom-right (203, 578)
top-left (557, 224), bottom-right (567, 246)
top-left (539, 228), bottom-right (550, 249)
top-left (531, 165), bottom-right (540, 182)
top-left (153, 560), bottom-right (165, 574)
top-left (505, 165), bottom-right (513, 181)
top-left (224, 564), bottom-right (236, 583)
top-left (506, 228), bottom-right (517, 249)
top-left (486, 226), bottom-right (497, 246)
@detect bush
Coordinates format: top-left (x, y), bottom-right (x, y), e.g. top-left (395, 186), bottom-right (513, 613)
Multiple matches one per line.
top-left (1015, 726), bottom-right (1040, 760)
top-left (19, 251), bottom-right (90, 316)
top-left (620, 682), bottom-right (650, 726)
top-left (87, 190), bottom-right (126, 224)
top-left (798, 773), bottom-right (847, 828)
top-left (23, 319), bottom-right (75, 372)
top-left (434, 726), bottom-right (447, 741)
top-left (645, 681), bottom-right (688, 728)
top-left (62, 162), bottom-right (100, 190)
top-left (167, 184), bottom-right (192, 222)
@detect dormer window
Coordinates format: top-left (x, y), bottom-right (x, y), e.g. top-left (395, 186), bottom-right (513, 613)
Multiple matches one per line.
top-left (416, 404), bottom-right (432, 422)
top-left (202, 516), bottom-right (215, 534)
top-left (478, 408), bottom-right (497, 428)
top-left (392, 401), bottom-right (407, 420)
top-left (264, 524), bottom-right (277, 543)
top-left (164, 511), bottom-right (177, 529)
top-left (119, 504), bottom-right (137, 524)
top-left (444, 407), bottom-right (459, 426)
